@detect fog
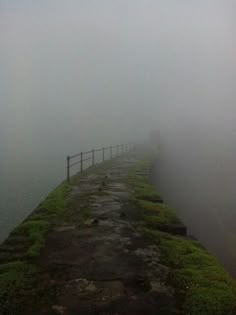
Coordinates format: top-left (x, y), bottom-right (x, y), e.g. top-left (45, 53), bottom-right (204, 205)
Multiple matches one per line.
top-left (1, 1), bottom-right (236, 274)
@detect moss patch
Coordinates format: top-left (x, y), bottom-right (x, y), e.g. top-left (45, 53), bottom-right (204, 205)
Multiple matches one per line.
top-left (0, 261), bottom-right (38, 313)
top-left (161, 232), bottom-right (236, 315)
top-left (127, 160), bottom-right (179, 228)
top-left (138, 200), bottom-right (180, 226)
top-left (0, 181), bottom-right (72, 311)
top-left (38, 181), bottom-right (71, 217)
top-left (11, 181), bottom-right (71, 258)
top-left (14, 220), bottom-right (49, 258)
top-left (127, 166), bottom-right (161, 202)
top-left (129, 158), bottom-right (236, 315)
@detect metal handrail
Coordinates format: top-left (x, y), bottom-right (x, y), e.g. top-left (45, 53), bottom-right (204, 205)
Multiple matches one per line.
top-left (66, 143), bottom-right (134, 182)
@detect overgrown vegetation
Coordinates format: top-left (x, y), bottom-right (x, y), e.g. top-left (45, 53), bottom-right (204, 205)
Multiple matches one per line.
top-left (38, 181), bottom-right (71, 217)
top-left (0, 181), bottom-right (72, 312)
top-left (138, 200), bottom-right (180, 226)
top-left (145, 229), bottom-right (236, 315)
top-left (127, 159), bottom-right (179, 227)
top-left (0, 260), bottom-right (37, 313)
top-left (129, 157), bottom-right (236, 315)
top-left (12, 181), bottom-right (71, 258)
top-left (14, 220), bottom-right (49, 257)
top-left (127, 160), bottom-right (162, 202)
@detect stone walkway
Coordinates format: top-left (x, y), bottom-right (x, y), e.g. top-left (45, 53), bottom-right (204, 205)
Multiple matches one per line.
top-left (38, 156), bottom-right (176, 314)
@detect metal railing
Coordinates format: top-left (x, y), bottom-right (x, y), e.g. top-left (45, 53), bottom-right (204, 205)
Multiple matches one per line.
top-left (66, 143), bottom-right (134, 182)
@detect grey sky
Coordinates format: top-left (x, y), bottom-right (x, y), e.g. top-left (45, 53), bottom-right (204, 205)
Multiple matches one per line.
top-left (1, 0), bottom-right (236, 151)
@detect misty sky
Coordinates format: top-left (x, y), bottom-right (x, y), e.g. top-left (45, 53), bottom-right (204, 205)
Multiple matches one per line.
top-left (1, 0), bottom-right (236, 154)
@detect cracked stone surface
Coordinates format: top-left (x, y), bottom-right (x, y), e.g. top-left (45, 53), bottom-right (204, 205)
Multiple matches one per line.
top-left (37, 156), bottom-right (177, 315)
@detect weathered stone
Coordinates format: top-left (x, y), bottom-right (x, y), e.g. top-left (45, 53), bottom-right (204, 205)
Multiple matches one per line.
top-left (54, 225), bottom-right (76, 232)
top-left (84, 218), bottom-right (99, 226)
top-left (52, 305), bottom-right (66, 314)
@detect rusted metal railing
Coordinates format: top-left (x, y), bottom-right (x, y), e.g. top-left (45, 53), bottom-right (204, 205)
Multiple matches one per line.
top-left (66, 143), bottom-right (134, 182)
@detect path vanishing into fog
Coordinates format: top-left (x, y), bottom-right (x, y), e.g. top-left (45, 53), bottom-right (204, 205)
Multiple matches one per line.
top-left (2, 151), bottom-right (236, 315)
top-left (33, 155), bottom-right (176, 314)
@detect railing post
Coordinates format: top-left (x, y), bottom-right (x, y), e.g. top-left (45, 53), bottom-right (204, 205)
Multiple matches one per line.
top-left (67, 156), bottom-right (70, 182)
top-left (80, 152), bottom-right (83, 173)
top-left (92, 149), bottom-right (95, 166)
top-left (122, 144), bottom-right (124, 154)
top-left (110, 146), bottom-right (113, 159)
top-left (102, 147), bottom-right (105, 162)
top-left (116, 144), bottom-right (119, 156)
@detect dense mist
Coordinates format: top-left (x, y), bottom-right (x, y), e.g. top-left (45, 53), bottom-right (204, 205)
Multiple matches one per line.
top-left (1, 1), bottom-right (236, 274)
top-left (154, 125), bottom-right (236, 276)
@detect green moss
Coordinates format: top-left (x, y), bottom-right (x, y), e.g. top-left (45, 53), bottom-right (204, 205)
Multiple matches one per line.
top-left (39, 181), bottom-right (71, 215)
top-left (134, 167), bottom-right (162, 201)
top-left (127, 167), bottom-right (161, 202)
top-left (184, 285), bottom-right (236, 315)
top-left (127, 162), bottom-right (179, 228)
top-left (135, 186), bottom-right (161, 201)
top-left (144, 229), bottom-right (236, 315)
top-left (14, 220), bottom-right (49, 257)
top-left (0, 261), bottom-right (27, 273)
top-left (0, 181), bottom-right (72, 311)
top-left (138, 200), bottom-right (180, 226)
top-left (0, 261), bottom-right (37, 313)
top-left (136, 199), bottom-right (161, 212)
top-left (10, 181), bottom-right (71, 258)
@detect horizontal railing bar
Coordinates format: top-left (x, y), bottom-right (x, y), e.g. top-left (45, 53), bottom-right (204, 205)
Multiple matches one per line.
top-left (83, 157), bottom-right (92, 162)
top-left (101, 146), bottom-right (110, 150)
top-left (70, 156), bottom-right (92, 168)
top-left (70, 150), bottom-right (93, 159)
top-left (70, 152), bottom-right (81, 159)
top-left (71, 146), bottom-right (119, 158)
top-left (70, 160), bottom-right (81, 167)
top-left (66, 143), bottom-right (134, 182)
top-left (83, 150), bottom-right (93, 155)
